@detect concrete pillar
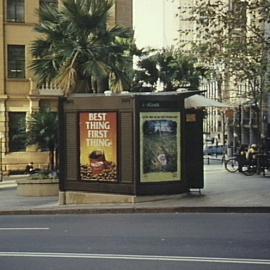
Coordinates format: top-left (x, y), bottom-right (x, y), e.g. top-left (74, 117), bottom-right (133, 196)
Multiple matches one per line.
top-left (0, 0), bottom-right (5, 96)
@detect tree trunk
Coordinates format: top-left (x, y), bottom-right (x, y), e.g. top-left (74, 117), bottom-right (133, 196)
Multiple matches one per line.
top-left (49, 147), bottom-right (55, 171)
top-left (97, 77), bottom-right (109, 93)
top-left (92, 80), bottom-right (98, 93)
top-left (164, 81), bottom-right (173, 91)
top-left (76, 79), bottom-right (93, 93)
top-left (55, 147), bottom-right (59, 171)
top-left (257, 94), bottom-right (263, 147)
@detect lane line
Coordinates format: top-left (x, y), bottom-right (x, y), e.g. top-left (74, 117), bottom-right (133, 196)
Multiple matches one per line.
top-left (0, 228), bottom-right (50, 231)
top-left (0, 252), bottom-right (269, 265)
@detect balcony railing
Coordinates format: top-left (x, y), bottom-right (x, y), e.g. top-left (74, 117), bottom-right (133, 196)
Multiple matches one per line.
top-left (38, 82), bottom-right (64, 96)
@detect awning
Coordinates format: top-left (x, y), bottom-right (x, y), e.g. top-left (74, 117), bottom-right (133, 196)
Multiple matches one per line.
top-left (184, 94), bottom-right (232, 109)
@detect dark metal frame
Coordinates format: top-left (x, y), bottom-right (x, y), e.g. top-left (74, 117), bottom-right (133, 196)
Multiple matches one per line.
top-left (77, 110), bottom-right (120, 184)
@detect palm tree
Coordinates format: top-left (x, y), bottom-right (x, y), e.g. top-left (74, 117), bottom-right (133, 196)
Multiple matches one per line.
top-left (26, 110), bottom-right (58, 171)
top-left (30, 0), bottom-right (135, 95)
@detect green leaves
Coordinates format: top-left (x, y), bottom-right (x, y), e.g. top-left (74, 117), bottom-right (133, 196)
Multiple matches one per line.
top-left (133, 48), bottom-right (207, 92)
top-left (188, 0), bottom-right (270, 99)
top-left (26, 110), bottom-right (58, 150)
top-left (30, 0), bottom-right (135, 94)
top-left (26, 110), bottom-right (58, 171)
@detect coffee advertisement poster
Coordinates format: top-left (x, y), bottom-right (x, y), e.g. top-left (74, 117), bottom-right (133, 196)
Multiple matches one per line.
top-left (79, 112), bottom-right (118, 182)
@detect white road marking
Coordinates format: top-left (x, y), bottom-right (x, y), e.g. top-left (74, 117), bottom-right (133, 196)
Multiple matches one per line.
top-left (0, 252), bottom-right (269, 265)
top-left (0, 228), bottom-right (50, 231)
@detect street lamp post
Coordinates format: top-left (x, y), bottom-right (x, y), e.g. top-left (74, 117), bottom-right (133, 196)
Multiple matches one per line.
top-left (238, 104), bottom-right (242, 146)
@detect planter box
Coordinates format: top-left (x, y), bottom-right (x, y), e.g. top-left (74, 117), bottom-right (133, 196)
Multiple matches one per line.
top-left (16, 178), bottom-right (59, 197)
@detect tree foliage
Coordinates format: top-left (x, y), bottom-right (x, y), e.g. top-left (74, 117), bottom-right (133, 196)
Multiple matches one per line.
top-left (26, 110), bottom-right (58, 171)
top-left (186, 0), bottom-right (270, 99)
top-left (31, 0), bottom-right (136, 95)
top-left (182, 0), bottom-right (270, 143)
top-left (132, 48), bottom-right (207, 92)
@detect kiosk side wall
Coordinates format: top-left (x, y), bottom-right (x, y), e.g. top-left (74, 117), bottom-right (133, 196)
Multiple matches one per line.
top-left (60, 95), bottom-right (136, 194)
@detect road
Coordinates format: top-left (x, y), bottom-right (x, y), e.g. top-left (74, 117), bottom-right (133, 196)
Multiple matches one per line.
top-left (0, 213), bottom-right (270, 269)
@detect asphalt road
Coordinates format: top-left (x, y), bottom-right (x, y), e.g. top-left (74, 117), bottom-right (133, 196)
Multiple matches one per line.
top-left (0, 213), bottom-right (270, 270)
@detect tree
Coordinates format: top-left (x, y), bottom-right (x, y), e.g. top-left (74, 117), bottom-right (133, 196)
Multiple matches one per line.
top-left (132, 48), bottom-right (207, 92)
top-left (184, 0), bottom-right (270, 144)
top-left (26, 110), bottom-right (58, 171)
top-left (30, 0), bottom-right (135, 95)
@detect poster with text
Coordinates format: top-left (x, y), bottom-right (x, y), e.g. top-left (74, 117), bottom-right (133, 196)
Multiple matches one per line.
top-left (140, 112), bottom-right (181, 182)
top-left (80, 112), bottom-right (117, 182)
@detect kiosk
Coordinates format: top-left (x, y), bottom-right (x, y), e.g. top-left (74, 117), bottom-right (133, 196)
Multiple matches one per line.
top-left (59, 92), bottom-right (204, 203)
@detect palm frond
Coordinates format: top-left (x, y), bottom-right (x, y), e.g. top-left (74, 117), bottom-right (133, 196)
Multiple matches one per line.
top-left (26, 110), bottom-right (58, 149)
top-left (62, 0), bottom-right (113, 33)
top-left (55, 51), bottom-right (79, 95)
top-left (31, 0), bottom-right (135, 95)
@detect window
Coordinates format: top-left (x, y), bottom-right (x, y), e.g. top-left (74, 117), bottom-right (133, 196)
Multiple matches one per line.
top-left (7, 45), bottom-right (25, 79)
top-left (7, 0), bottom-right (25, 23)
top-left (9, 112), bottom-right (26, 152)
top-left (231, 0), bottom-right (247, 31)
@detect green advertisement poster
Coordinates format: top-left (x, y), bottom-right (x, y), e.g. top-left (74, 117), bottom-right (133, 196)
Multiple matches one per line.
top-left (140, 112), bottom-right (181, 182)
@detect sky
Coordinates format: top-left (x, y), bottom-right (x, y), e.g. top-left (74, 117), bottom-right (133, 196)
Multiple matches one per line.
top-left (133, 0), bottom-right (179, 49)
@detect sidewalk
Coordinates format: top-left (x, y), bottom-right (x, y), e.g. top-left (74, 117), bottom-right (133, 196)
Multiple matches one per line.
top-left (1, 164), bottom-right (270, 215)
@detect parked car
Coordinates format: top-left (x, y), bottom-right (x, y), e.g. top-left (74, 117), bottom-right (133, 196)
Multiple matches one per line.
top-left (204, 145), bottom-right (225, 156)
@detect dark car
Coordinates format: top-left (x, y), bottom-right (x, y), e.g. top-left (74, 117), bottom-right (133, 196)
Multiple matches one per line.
top-left (204, 145), bottom-right (225, 156)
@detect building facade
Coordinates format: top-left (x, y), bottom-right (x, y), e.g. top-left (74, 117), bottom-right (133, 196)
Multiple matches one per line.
top-left (177, 0), bottom-right (270, 152)
top-left (0, 0), bottom-right (132, 173)
top-left (177, 0), bottom-right (227, 146)
top-left (133, 0), bottom-right (179, 49)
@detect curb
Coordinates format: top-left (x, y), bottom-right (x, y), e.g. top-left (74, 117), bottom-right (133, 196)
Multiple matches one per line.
top-left (0, 183), bottom-right (17, 189)
top-left (1, 206), bottom-right (270, 216)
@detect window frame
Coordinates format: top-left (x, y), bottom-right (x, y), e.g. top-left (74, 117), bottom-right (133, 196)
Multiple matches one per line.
top-left (6, 0), bottom-right (25, 23)
top-left (7, 45), bottom-right (26, 79)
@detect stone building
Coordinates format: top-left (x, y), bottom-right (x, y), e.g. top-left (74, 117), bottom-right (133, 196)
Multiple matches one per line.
top-left (177, 0), bottom-right (270, 151)
top-left (0, 0), bottom-right (132, 173)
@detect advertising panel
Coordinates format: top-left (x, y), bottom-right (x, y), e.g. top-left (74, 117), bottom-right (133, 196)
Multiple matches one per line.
top-left (79, 112), bottom-right (117, 182)
top-left (140, 112), bottom-right (181, 182)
